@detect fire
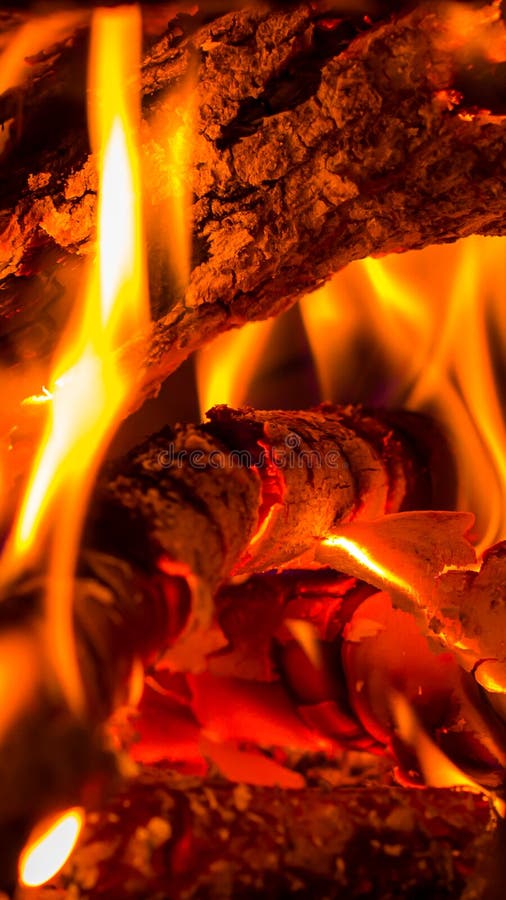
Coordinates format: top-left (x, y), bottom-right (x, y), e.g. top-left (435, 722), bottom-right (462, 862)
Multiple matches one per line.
top-left (303, 236), bottom-right (506, 552)
top-left (321, 534), bottom-right (417, 601)
top-left (0, 5), bottom-right (148, 713)
top-left (300, 283), bottom-right (358, 401)
top-left (0, 632), bottom-right (40, 743)
top-left (442, 0), bottom-right (506, 64)
top-left (392, 693), bottom-right (506, 817)
top-left (196, 319), bottom-right (276, 419)
top-left (19, 808), bottom-right (84, 888)
top-left (0, 10), bottom-right (86, 98)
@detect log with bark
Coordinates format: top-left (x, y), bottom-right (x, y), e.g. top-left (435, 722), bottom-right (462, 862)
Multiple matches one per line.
top-left (15, 563), bottom-right (506, 900)
top-left (0, 0), bottom-right (506, 403)
top-left (22, 765), bottom-right (500, 900)
top-left (0, 403), bottom-right (446, 892)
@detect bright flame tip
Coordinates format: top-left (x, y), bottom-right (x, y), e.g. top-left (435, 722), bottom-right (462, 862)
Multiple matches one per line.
top-left (19, 807), bottom-right (84, 888)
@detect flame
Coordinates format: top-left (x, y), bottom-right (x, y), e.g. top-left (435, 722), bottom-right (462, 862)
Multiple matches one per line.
top-left (0, 11), bottom-right (86, 97)
top-left (19, 808), bottom-right (84, 887)
top-left (392, 693), bottom-right (505, 816)
top-left (300, 283), bottom-right (358, 401)
top-left (303, 236), bottom-right (506, 551)
top-left (196, 319), bottom-right (276, 419)
top-left (321, 534), bottom-right (417, 601)
top-left (1, 5), bottom-right (148, 713)
top-left (285, 618), bottom-right (323, 671)
top-left (442, 1), bottom-right (506, 64)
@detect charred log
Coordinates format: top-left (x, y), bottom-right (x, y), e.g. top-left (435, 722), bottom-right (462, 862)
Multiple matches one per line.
top-left (0, 404), bottom-right (445, 890)
top-left (0, 1), bottom-right (506, 398)
top-left (25, 764), bottom-right (498, 900)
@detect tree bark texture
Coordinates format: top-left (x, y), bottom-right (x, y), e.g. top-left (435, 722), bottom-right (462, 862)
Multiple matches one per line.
top-left (0, 1), bottom-right (505, 399)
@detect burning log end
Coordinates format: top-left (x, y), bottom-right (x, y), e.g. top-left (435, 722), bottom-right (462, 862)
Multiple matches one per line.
top-left (0, 403), bottom-right (453, 889)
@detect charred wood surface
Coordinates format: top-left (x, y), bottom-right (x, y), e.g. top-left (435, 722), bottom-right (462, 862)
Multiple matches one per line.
top-left (25, 764), bottom-right (498, 900)
top-left (0, 2), bottom-right (505, 396)
top-left (0, 404), bottom-right (447, 891)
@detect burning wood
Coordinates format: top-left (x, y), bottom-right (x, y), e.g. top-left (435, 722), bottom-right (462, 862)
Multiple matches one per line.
top-left (130, 564), bottom-right (506, 792)
top-left (15, 563), bottom-right (506, 899)
top-left (1, 1), bottom-right (506, 401)
top-left (27, 767), bottom-right (496, 900)
top-left (0, 2), bottom-right (505, 897)
top-left (0, 402), bottom-right (448, 888)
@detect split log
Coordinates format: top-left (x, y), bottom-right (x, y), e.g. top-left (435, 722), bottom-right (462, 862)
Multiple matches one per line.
top-left (22, 764), bottom-right (499, 900)
top-left (0, 403), bottom-right (446, 891)
top-left (1, 1), bottom-right (506, 399)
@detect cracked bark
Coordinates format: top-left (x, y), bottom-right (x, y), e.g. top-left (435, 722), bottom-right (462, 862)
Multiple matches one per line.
top-left (0, 402), bottom-right (447, 891)
top-left (0, 1), bottom-right (505, 401)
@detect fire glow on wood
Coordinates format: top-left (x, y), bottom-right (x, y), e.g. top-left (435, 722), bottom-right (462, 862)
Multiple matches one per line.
top-left (0, 1), bottom-right (506, 898)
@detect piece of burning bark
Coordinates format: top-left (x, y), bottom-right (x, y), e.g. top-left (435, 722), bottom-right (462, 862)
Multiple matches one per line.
top-left (1, 2), bottom-right (506, 402)
top-left (23, 764), bottom-right (497, 900)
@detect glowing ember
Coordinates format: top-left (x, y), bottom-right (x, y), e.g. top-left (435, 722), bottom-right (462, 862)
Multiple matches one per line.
top-left (19, 808), bottom-right (84, 888)
top-left (0, 4), bottom-right (148, 713)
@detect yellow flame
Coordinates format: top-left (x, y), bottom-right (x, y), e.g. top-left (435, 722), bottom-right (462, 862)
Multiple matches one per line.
top-left (195, 319), bottom-right (276, 419)
top-left (300, 283), bottom-right (358, 401)
top-left (303, 236), bottom-right (506, 551)
top-left (391, 693), bottom-right (506, 816)
top-left (285, 618), bottom-right (323, 670)
top-left (19, 808), bottom-right (84, 887)
top-left (1, 5), bottom-right (147, 713)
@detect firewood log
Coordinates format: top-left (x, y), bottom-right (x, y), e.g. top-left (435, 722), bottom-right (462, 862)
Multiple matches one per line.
top-left (13, 564), bottom-right (506, 900)
top-left (0, 403), bottom-right (446, 891)
top-left (24, 764), bottom-right (498, 900)
top-left (1, 1), bottom-right (505, 400)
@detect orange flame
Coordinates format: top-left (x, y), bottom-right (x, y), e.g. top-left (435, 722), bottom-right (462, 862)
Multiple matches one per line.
top-left (0, 10), bottom-right (86, 97)
top-left (303, 236), bottom-right (506, 551)
top-left (442, 0), bottom-right (506, 65)
top-left (0, 631), bottom-right (41, 743)
top-left (196, 318), bottom-right (276, 419)
top-left (1, 5), bottom-right (148, 713)
top-left (19, 808), bottom-right (84, 887)
top-left (392, 693), bottom-right (505, 816)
